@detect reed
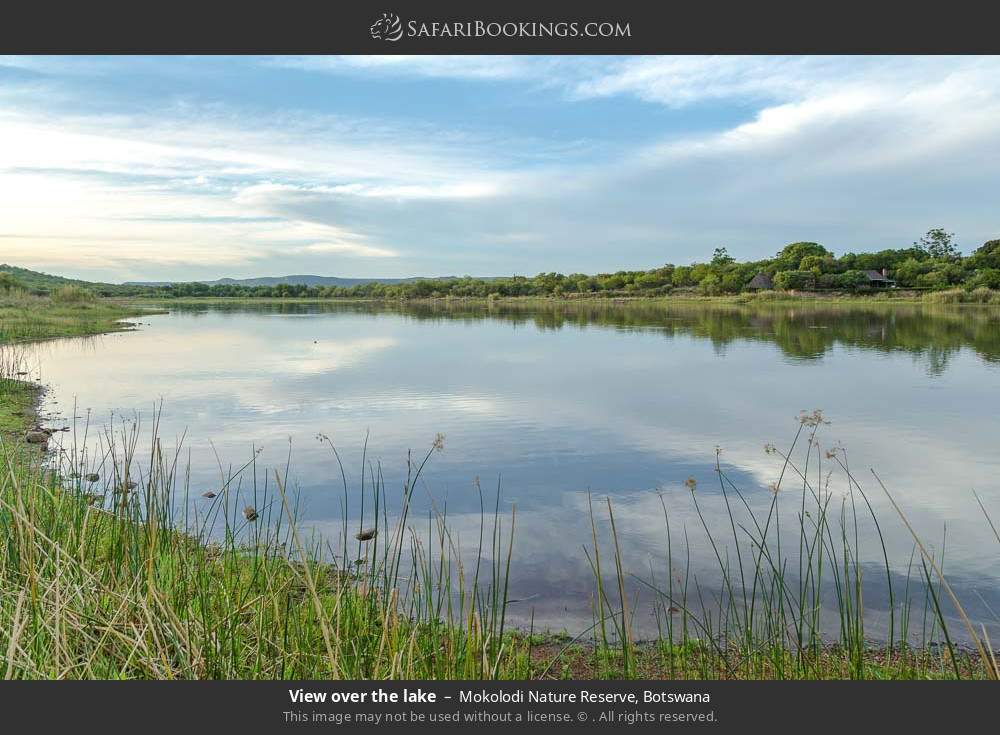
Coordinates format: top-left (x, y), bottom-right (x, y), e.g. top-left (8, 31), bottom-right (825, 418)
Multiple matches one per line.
top-left (0, 403), bottom-right (527, 679)
top-left (577, 412), bottom-right (999, 680)
top-left (0, 397), bottom-right (996, 679)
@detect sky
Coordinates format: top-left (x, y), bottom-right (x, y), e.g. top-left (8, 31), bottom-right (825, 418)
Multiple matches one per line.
top-left (1, 55), bottom-right (999, 283)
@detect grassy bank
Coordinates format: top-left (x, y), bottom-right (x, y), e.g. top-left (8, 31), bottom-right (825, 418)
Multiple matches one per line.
top-left (0, 288), bottom-right (152, 343)
top-left (1, 296), bottom-right (997, 680)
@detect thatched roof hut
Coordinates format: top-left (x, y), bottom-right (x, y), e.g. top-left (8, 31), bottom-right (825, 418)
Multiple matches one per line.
top-left (747, 272), bottom-right (774, 290)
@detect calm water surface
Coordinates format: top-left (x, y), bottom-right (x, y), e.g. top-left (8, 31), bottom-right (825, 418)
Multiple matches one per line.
top-left (25, 301), bottom-right (1000, 637)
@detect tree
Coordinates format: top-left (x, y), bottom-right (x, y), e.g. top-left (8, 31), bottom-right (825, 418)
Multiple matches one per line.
top-left (968, 268), bottom-right (1000, 290)
top-left (777, 242), bottom-right (832, 270)
top-left (971, 239), bottom-right (1000, 269)
top-left (711, 247), bottom-right (734, 267)
top-left (671, 266), bottom-right (694, 287)
top-left (773, 270), bottom-right (816, 290)
top-left (914, 228), bottom-right (959, 260)
top-left (0, 272), bottom-right (23, 292)
top-left (698, 273), bottom-right (722, 295)
top-left (892, 258), bottom-right (929, 287)
top-left (799, 254), bottom-right (833, 274)
top-left (836, 270), bottom-right (869, 290)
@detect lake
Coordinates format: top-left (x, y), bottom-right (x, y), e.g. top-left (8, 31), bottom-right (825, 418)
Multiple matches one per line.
top-left (24, 300), bottom-right (1000, 639)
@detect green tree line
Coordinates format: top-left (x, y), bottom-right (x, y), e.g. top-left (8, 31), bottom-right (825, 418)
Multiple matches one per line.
top-left (156, 230), bottom-right (1000, 299)
top-left (5, 229), bottom-right (1000, 300)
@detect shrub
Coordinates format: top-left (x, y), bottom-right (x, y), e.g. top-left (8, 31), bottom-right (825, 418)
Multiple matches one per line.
top-left (923, 288), bottom-right (965, 303)
top-left (836, 270), bottom-right (869, 290)
top-left (918, 271), bottom-right (950, 289)
top-left (773, 269), bottom-right (816, 290)
top-left (0, 272), bottom-right (23, 292)
top-left (967, 287), bottom-right (998, 303)
top-left (50, 285), bottom-right (96, 304)
top-left (698, 273), bottom-right (722, 295)
top-left (971, 239), bottom-right (1000, 269)
top-left (968, 268), bottom-right (1000, 290)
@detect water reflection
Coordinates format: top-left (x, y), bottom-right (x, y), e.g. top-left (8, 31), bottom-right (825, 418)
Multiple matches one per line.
top-left (25, 300), bottom-right (1000, 639)
top-left (163, 299), bottom-right (1000, 374)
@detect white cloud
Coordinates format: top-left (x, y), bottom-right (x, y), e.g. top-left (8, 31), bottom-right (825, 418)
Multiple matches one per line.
top-left (572, 55), bottom-right (830, 106)
top-left (0, 97), bottom-right (516, 276)
top-left (3, 56), bottom-right (1000, 281)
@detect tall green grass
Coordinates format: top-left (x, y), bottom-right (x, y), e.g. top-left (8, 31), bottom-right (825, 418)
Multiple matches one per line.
top-left (50, 285), bottom-right (97, 304)
top-left (578, 412), bottom-right (999, 679)
top-left (0, 290), bottom-right (150, 343)
top-left (0, 403), bottom-right (525, 679)
top-left (0, 389), bottom-right (996, 679)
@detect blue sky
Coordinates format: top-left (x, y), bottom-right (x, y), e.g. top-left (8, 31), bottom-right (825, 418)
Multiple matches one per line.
top-left (1, 55), bottom-right (999, 282)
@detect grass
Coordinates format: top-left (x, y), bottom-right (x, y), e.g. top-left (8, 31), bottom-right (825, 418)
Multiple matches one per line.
top-left (0, 288), bottom-right (152, 343)
top-left (0, 382), bottom-right (36, 436)
top-left (578, 414), bottom-right (999, 680)
top-left (0, 415), bottom-right (527, 678)
top-left (0, 294), bottom-right (997, 680)
top-left (923, 287), bottom-right (1000, 304)
top-left (0, 401), bottom-right (996, 679)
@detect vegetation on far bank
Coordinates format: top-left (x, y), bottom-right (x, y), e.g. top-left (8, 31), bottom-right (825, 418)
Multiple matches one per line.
top-left (116, 229), bottom-right (1000, 301)
top-left (0, 283), bottom-right (152, 343)
top-left (6, 229), bottom-right (1000, 303)
top-left (143, 235), bottom-right (1000, 300)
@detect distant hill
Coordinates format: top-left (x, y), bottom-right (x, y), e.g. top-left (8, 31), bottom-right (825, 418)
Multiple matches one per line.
top-left (0, 264), bottom-right (146, 295)
top-left (3, 266), bottom-right (497, 294)
top-left (125, 275), bottom-right (473, 287)
top-left (1, 264), bottom-right (101, 290)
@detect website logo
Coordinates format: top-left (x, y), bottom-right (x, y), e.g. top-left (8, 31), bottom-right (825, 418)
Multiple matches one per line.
top-left (370, 12), bottom-right (403, 42)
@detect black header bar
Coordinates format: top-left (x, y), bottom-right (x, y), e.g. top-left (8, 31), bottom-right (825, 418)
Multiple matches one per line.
top-left (2, 0), bottom-right (999, 54)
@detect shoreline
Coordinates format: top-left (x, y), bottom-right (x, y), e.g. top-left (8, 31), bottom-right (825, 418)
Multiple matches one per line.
top-left (124, 290), bottom-right (1000, 308)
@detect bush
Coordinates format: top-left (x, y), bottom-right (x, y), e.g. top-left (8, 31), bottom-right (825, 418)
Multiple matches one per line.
top-left (0, 272), bottom-right (23, 292)
top-left (773, 270), bottom-right (816, 290)
top-left (965, 287), bottom-right (1000, 304)
top-left (698, 273), bottom-right (722, 295)
top-left (918, 271), bottom-right (950, 289)
top-left (836, 270), bottom-right (869, 290)
top-left (50, 285), bottom-right (96, 304)
top-left (923, 287), bottom-right (999, 304)
top-left (971, 240), bottom-right (1000, 269)
top-left (923, 288), bottom-right (966, 303)
top-left (967, 268), bottom-right (1000, 290)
